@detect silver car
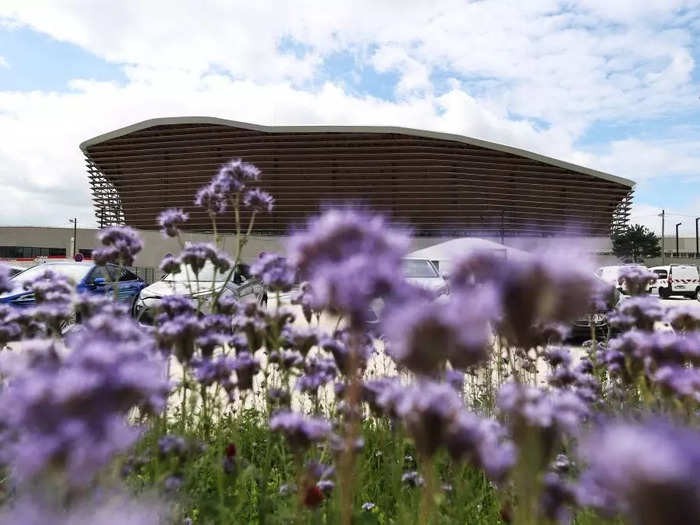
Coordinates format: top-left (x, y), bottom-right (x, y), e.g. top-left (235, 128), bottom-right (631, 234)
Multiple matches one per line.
top-left (133, 261), bottom-right (264, 324)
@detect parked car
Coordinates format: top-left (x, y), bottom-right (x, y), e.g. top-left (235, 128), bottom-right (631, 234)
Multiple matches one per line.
top-left (0, 261), bottom-right (147, 311)
top-left (567, 276), bottom-right (621, 343)
top-left (133, 261), bottom-right (264, 324)
top-left (402, 258), bottom-right (449, 297)
top-left (366, 258), bottom-right (449, 324)
top-left (648, 264), bottom-right (700, 300)
top-left (594, 264), bottom-right (649, 295)
top-left (7, 265), bottom-right (29, 278)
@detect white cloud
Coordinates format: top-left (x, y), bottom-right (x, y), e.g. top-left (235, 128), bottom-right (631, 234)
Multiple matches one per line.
top-left (0, 56), bottom-right (8, 68)
top-left (0, 1), bottom-right (698, 228)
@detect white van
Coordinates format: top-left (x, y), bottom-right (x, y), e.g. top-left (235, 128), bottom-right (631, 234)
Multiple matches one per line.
top-left (648, 265), bottom-right (700, 300)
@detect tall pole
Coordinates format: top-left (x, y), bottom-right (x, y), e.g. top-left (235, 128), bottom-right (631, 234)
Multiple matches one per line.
top-left (69, 218), bottom-right (77, 257)
top-left (660, 209), bottom-right (665, 264)
top-left (695, 217), bottom-right (699, 259)
top-left (675, 222), bottom-right (682, 258)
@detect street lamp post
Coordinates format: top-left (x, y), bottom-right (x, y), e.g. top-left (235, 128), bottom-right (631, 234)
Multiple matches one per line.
top-left (696, 217), bottom-right (699, 259)
top-left (675, 222), bottom-right (682, 258)
top-left (69, 218), bottom-right (77, 257)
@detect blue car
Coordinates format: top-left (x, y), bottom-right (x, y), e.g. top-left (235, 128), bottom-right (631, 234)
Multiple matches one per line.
top-left (0, 261), bottom-right (147, 312)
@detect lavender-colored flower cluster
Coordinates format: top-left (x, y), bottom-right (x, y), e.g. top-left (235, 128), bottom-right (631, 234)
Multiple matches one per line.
top-left (93, 226), bottom-right (143, 267)
top-left (287, 208), bottom-right (409, 326)
top-left (0, 319), bottom-right (168, 485)
top-left (157, 208), bottom-right (189, 237)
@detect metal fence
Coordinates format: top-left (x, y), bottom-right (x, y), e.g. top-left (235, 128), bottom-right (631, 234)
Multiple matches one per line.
top-left (131, 266), bottom-right (162, 284)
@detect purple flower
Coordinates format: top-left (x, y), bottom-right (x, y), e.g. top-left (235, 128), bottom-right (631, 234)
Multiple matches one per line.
top-left (194, 184), bottom-right (227, 214)
top-left (384, 288), bottom-right (497, 374)
top-left (577, 419), bottom-right (700, 524)
top-left (0, 264), bottom-right (12, 294)
top-left (609, 296), bottom-right (665, 332)
top-left (290, 282), bottom-right (317, 323)
top-left (157, 208), bottom-right (189, 237)
top-left (158, 435), bottom-right (188, 457)
top-left (401, 471), bottom-right (425, 488)
top-left (618, 266), bottom-right (658, 296)
top-left (445, 410), bottom-right (516, 482)
top-left (321, 329), bottom-right (374, 375)
top-left (394, 381), bottom-right (464, 457)
top-left (651, 365), bottom-right (700, 400)
top-left (22, 269), bottom-right (74, 331)
top-left (251, 252), bottom-right (295, 292)
top-left (269, 411), bottom-right (332, 450)
top-left (194, 159), bottom-right (261, 213)
top-left (666, 305), bottom-right (700, 332)
top-left (287, 208), bottom-right (409, 327)
top-left (0, 492), bottom-right (166, 525)
top-left (93, 226), bottom-right (143, 267)
top-left (296, 356), bottom-right (337, 394)
top-left (180, 243), bottom-right (231, 276)
top-left (192, 356), bottom-right (235, 388)
top-left (0, 320), bottom-right (168, 485)
top-left (281, 325), bottom-right (319, 356)
top-left (243, 188), bottom-right (274, 213)
top-left (0, 305), bottom-right (21, 346)
top-left (159, 253), bottom-right (181, 275)
top-left (215, 158), bottom-right (260, 193)
top-left (232, 351), bottom-right (260, 390)
top-left (540, 472), bottom-right (575, 523)
top-left (544, 347), bottom-right (572, 368)
top-left (498, 382), bottom-right (589, 450)
top-left (445, 369), bottom-right (465, 393)
top-left (449, 250), bottom-right (598, 347)
top-left (154, 295), bottom-right (201, 361)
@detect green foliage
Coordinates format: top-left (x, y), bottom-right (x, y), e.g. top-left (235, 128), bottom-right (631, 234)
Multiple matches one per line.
top-left (611, 224), bottom-right (661, 263)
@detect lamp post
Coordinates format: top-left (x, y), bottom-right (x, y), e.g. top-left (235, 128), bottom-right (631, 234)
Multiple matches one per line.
top-left (696, 217), bottom-right (699, 259)
top-left (675, 222), bottom-right (682, 258)
top-left (69, 218), bottom-right (77, 257)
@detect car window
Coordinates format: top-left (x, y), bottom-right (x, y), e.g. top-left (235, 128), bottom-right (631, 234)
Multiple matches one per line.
top-left (120, 268), bottom-right (139, 282)
top-left (89, 266), bottom-right (117, 283)
top-left (15, 263), bottom-right (92, 285)
top-left (402, 259), bottom-right (439, 278)
top-left (653, 269), bottom-right (668, 279)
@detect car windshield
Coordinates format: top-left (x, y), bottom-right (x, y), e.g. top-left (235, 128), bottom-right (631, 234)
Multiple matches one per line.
top-left (13, 264), bottom-right (92, 284)
top-left (164, 261), bottom-right (231, 283)
top-left (402, 259), bottom-right (439, 278)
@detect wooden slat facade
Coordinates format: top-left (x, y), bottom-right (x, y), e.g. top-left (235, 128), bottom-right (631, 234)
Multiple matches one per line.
top-left (81, 119), bottom-right (634, 237)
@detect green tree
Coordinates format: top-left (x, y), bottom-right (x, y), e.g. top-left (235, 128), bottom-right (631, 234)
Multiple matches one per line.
top-left (611, 224), bottom-right (661, 263)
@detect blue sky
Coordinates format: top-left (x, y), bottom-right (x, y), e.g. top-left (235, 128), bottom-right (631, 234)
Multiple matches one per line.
top-left (0, 1), bottom-right (699, 234)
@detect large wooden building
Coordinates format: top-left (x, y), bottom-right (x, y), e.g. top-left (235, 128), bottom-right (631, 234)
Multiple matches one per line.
top-left (81, 117), bottom-right (634, 237)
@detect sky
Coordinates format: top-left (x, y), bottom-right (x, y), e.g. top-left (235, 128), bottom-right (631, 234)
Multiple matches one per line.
top-left (0, 1), bottom-right (699, 235)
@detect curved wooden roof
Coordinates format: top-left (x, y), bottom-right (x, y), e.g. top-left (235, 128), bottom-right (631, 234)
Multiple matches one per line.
top-left (81, 117), bottom-right (634, 237)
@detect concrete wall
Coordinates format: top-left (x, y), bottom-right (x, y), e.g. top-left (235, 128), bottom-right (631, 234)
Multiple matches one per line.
top-left (1, 226), bottom-right (696, 270)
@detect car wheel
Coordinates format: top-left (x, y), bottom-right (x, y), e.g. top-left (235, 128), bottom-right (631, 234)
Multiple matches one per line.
top-left (659, 287), bottom-right (671, 299)
top-left (696, 288), bottom-right (700, 302)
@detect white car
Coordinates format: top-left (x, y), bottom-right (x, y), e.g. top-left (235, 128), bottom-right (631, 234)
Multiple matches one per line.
top-left (133, 261), bottom-right (264, 324)
top-left (402, 258), bottom-right (449, 297)
top-left (648, 265), bottom-right (700, 300)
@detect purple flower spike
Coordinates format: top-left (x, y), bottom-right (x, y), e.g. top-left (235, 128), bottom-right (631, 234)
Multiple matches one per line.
top-left (384, 287), bottom-right (497, 374)
top-left (578, 419), bottom-right (700, 524)
top-left (232, 352), bottom-right (260, 390)
top-left (157, 208), bottom-right (189, 237)
top-left (243, 188), bottom-right (274, 213)
top-left (93, 226), bottom-right (143, 267)
top-left (269, 411), bottom-right (331, 450)
top-left (251, 252), bottom-right (295, 292)
top-left (287, 208), bottom-right (409, 327)
top-left (617, 266), bottom-right (658, 296)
